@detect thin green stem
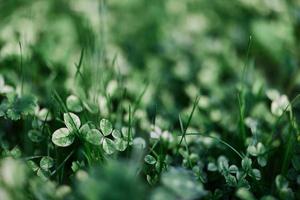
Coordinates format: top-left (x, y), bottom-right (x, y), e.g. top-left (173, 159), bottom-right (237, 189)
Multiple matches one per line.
top-left (51, 150), bottom-right (74, 176)
top-left (176, 96), bottom-right (200, 154)
top-left (182, 132), bottom-right (244, 159)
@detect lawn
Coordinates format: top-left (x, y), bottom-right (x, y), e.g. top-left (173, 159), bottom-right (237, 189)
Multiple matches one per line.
top-left (0, 0), bottom-right (300, 199)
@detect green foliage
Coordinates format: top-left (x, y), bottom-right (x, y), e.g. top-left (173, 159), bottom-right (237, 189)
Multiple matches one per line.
top-left (52, 128), bottom-right (75, 147)
top-left (100, 119), bottom-right (113, 136)
top-left (66, 95), bottom-right (83, 113)
top-left (1, 0), bottom-right (300, 199)
top-left (151, 167), bottom-right (207, 200)
top-left (0, 94), bottom-right (37, 120)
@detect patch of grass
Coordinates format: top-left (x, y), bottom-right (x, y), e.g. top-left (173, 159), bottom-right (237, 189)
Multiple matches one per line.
top-left (1, 0), bottom-right (300, 200)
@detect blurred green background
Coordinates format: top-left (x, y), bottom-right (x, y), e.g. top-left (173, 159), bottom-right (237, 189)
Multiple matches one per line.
top-left (0, 0), bottom-right (300, 126)
top-left (1, 1), bottom-right (300, 199)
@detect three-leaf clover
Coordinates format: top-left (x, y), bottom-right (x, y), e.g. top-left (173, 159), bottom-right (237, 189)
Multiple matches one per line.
top-left (99, 119), bottom-right (115, 154)
top-left (81, 119), bottom-right (116, 154)
top-left (51, 112), bottom-right (80, 147)
top-left (247, 142), bottom-right (267, 167)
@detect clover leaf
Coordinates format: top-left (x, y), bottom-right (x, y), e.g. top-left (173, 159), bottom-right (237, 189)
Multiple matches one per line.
top-left (64, 112), bottom-right (81, 132)
top-left (145, 155), bottom-right (157, 165)
top-left (100, 119), bottom-right (113, 136)
top-left (85, 129), bottom-right (103, 146)
top-left (102, 138), bottom-right (115, 154)
top-left (36, 108), bottom-right (52, 121)
top-left (66, 95), bottom-right (83, 112)
top-left (28, 129), bottom-right (44, 143)
top-left (114, 138), bottom-right (127, 151)
top-left (40, 156), bottom-right (54, 171)
top-left (52, 128), bottom-right (75, 147)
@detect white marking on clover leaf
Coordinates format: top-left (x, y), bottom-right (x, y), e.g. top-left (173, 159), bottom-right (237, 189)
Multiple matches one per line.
top-left (251, 169), bottom-right (261, 180)
top-left (207, 163), bottom-right (217, 172)
top-left (79, 123), bottom-right (91, 138)
top-left (52, 128), bottom-right (75, 147)
top-left (144, 155), bottom-right (157, 165)
top-left (37, 108), bottom-right (52, 121)
top-left (40, 156), bottom-right (54, 171)
top-left (64, 112), bottom-right (81, 132)
top-left (257, 157), bottom-right (267, 167)
top-left (228, 165), bottom-right (238, 174)
top-left (114, 138), bottom-right (127, 152)
top-left (100, 119), bottom-right (113, 136)
top-left (112, 129), bottom-right (121, 139)
top-left (85, 129), bottom-right (103, 146)
top-left (102, 138), bottom-right (115, 154)
top-left (66, 95), bottom-right (83, 113)
top-left (247, 145), bottom-right (257, 156)
top-left (271, 95), bottom-right (289, 117)
top-left (133, 137), bottom-right (146, 149)
top-left (241, 157), bottom-right (252, 171)
top-left (266, 89), bottom-right (280, 101)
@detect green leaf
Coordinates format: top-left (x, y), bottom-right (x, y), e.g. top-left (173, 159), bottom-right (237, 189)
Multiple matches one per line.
top-left (79, 123), bottom-right (91, 138)
top-left (71, 161), bottom-right (84, 173)
top-left (37, 108), bottom-right (52, 121)
top-left (28, 129), bottom-right (44, 143)
top-left (0, 75), bottom-right (13, 94)
top-left (218, 156), bottom-right (229, 172)
top-left (52, 128), bottom-right (75, 147)
top-left (102, 138), bottom-right (115, 154)
top-left (207, 163), bottom-right (218, 172)
top-left (100, 119), bottom-right (113, 136)
top-left (275, 175), bottom-right (289, 189)
top-left (225, 174), bottom-right (237, 187)
top-left (115, 138), bottom-right (127, 151)
top-left (112, 129), bottom-right (121, 139)
top-left (66, 95), bottom-right (83, 112)
top-left (40, 156), bottom-right (54, 171)
top-left (271, 95), bottom-right (289, 117)
top-left (133, 137), bottom-right (146, 149)
top-left (242, 157), bottom-right (252, 172)
top-left (27, 160), bottom-right (39, 172)
top-left (236, 187), bottom-right (255, 200)
top-left (258, 156), bottom-right (267, 167)
top-left (247, 145), bottom-right (257, 156)
top-left (37, 168), bottom-right (51, 181)
top-left (229, 165), bottom-right (238, 174)
top-left (4, 94), bottom-right (37, 120)
top-left (64, 112), bottom-right (81, 132)
top-left (10, 146), bottom-right (22, 158)
top-left (80, 124), bottom-right (103, 145)
top-left (85, 129), bottom-right (103, 145)
top-left (250, 169), bottom-right (261, 180)
top-left (144, 155), bottom-right (157, 165)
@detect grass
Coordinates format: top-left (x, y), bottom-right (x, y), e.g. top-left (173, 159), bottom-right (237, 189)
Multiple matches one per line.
top-left (1, 0), bottom-right (300, 200)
